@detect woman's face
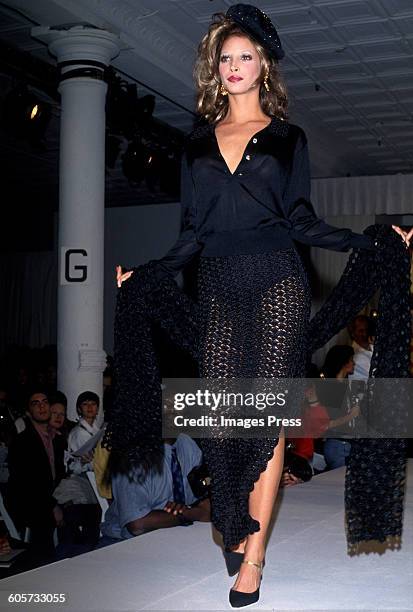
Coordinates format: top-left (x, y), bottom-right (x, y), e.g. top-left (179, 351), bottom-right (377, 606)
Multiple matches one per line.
top-left (80, 400), bottom-right (98, 421)
top-left (218, 34), bottom-right (262, 95)
top-left (50, 402), bottom-right (66, 429)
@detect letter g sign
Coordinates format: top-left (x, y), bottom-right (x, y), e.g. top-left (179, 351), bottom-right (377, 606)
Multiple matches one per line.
top-left (60, 248), bottom-right (90, 285)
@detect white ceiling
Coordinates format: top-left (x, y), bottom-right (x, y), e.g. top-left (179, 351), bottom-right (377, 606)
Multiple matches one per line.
top-left (1, 0), bottom-right (413, 198)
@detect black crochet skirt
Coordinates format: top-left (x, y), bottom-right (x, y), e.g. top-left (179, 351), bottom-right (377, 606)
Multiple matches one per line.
top-left (197, 248), bottom-right (311, 548)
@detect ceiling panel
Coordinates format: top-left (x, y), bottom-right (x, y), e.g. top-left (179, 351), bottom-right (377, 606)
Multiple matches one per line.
top-left (338, 20), bottom-right (397, 43)
top-left (392, 15), bottom-right (413, 35)
top-left (262, 9), bottom-right (320, 30)
top-left (385, 0), bottom-right (413, 17)
top-left (356, 39), bottom-right (413, 60)
top-left (323, 1), bottom-right (382, 23)
top-left (283, 28), bottom-right (333, 50)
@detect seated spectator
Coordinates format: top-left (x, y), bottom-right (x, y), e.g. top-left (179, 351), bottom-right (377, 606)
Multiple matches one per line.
top-left (315, 346), bottom-right (361, 470)
top-left (6, 390), bottom-right (66, 559)
top-left (50, 401), bottom-right (66, 433)
top-left (67, 392), bottom-right (101, 474)
top-left (348, 314), bottom-right (374, 381)
top-left (49, 391), bottom-right (74, 441)
top-left (51, 392), bottom-right (102, 553)
top-left (101, 434), bottom-right (210, 541)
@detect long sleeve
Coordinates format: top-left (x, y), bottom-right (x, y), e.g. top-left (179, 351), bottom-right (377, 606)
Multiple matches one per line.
top-left (285, 129), bottom-right (375, 251)
top-left (152, 151), bottom-right (203, 280)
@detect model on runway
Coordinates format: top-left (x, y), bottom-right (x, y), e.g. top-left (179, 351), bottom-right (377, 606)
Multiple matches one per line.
top-left (117, 4), bottom-right (412, 608)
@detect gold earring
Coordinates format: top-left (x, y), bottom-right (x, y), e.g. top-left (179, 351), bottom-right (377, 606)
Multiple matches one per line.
top-left (220, 84), bottom-right (228, 96)
top-left (263, 73), bottom-right (270, 92)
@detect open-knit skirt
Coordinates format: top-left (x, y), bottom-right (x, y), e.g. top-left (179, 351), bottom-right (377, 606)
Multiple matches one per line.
top-left (197, 248), bottom-right (311, 548)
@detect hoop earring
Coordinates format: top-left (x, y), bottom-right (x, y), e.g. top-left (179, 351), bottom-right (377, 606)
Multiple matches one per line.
top-left (220, 84), bottom-right (228, 96)
top-left (263, 73), bottom-right (270, 92)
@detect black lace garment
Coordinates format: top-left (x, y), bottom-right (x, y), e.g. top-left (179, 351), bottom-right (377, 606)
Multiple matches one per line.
top-left (105, 225), bottom-right (410, 552)
top-left (196, 248), bottom-right (310, 545)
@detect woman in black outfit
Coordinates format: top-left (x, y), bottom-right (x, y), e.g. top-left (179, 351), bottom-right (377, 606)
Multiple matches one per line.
top-left (117, 5), bottom-right (412, 607)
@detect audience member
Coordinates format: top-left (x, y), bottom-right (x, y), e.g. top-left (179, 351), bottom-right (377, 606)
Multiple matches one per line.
top-left (49, 391), bottom-right (74, 440)
top-left (7, 391), bottom-right (66, 558)
top-left (67, 391), bottom-right (101, 474)
top-left (101, 434), bottom-right (210, 542)
top-left (315, 346), bottom-right (361, 470)
top-left (348, 314), bottom-right (374, 381)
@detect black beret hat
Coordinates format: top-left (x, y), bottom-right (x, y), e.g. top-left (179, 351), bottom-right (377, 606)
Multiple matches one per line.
top-left (76, 390), bottom-right (99, 414)
top-left (226, 3), bottom-right (285, 61)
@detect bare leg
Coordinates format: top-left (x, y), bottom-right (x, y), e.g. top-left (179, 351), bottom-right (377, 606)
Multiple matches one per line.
top-left (232, 429), bottom-right (285, 592)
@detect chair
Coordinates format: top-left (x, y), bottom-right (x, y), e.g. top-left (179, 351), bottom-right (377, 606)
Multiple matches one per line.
top-left (0, 488), bottom-right (23, 541)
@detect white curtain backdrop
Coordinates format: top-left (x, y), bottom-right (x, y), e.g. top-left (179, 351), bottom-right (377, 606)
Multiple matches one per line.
top-left (311, 173), bottom-right (413, 216)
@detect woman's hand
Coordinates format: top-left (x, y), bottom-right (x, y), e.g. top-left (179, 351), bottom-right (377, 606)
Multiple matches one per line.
top-left (392, 226), bottom-right (413, 248)
top-left (116, 265), bottom-right (133, 288)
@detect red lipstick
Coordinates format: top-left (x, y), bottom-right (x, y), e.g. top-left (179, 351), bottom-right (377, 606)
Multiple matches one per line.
top-left (228, 75), bottom-right (243, 82)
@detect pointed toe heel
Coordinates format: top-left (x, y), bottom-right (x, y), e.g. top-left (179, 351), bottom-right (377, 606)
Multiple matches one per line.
top-left (229, 559), bottom-right (263, 609)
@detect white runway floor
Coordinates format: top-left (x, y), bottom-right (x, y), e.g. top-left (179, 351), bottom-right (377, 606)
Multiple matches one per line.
top-left (1, 461), bottom-right (412, 612)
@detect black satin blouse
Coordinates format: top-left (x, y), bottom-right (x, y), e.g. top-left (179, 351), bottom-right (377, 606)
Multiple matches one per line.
top-left (154, 116), bottom-right (374, 279)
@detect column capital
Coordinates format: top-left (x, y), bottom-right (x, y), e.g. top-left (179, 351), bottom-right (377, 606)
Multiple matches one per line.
top-left (32, 26), bottom-right (120, 66)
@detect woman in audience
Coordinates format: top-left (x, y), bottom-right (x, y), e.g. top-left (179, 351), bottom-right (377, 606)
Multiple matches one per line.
top-left (49, 391), bottom-right (72, 442)
top-left (309, 346), bottom-right (360, 470)
top-left (67, 391), bottom-right (101, 474)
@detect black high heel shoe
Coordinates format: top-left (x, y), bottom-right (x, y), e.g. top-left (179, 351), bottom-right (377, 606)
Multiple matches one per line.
top-left (229, 559), bottom-right (264, 608)
top-left (223, 548), bottom-right (244, 576)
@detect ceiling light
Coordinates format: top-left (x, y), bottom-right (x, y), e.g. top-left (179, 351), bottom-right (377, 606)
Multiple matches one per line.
top-left (2, 84), bottom-right (51, 146)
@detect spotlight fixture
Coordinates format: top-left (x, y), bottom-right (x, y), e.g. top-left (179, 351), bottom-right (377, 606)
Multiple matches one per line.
top-left (2, 84), bottom-right (51, 146)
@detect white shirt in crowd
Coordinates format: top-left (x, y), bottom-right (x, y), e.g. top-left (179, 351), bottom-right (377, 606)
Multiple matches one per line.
top-left (67, 417), bottom-right (101, 474)
top-left (349, 340), bottom-right (373, 381)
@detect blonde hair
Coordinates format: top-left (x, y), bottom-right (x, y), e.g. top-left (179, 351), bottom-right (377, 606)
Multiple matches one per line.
top-left (194, 12), bottom-right (288, 124)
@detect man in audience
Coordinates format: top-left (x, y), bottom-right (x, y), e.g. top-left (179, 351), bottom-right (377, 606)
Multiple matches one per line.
top-left (7, 390), bottom-right (66, 559)
top-left (101, 434), bottom-right (210, 541)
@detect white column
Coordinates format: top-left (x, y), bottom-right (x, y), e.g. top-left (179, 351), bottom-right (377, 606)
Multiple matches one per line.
top-left (32, 27), bottom-right (120, 421)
